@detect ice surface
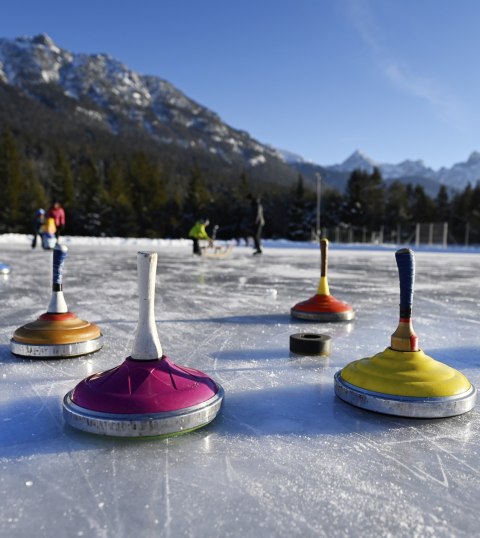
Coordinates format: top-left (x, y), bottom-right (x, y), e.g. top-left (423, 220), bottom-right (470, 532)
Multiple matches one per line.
top-left (1, 238), bottom-right (480, 537)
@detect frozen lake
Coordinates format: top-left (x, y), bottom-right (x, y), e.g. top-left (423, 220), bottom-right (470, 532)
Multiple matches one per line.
top-left (1, 238), bottom-right (480, 537)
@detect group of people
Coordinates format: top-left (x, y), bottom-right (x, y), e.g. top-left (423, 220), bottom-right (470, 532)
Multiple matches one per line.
top-left (32, 202), bottom-right (66, 249)
top-left (32, 196), bottom-right (264, 255)
top-left (188, 194), bottom-right (265, 256)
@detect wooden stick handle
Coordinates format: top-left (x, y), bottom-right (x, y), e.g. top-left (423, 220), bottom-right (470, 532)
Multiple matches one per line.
top-left (320, 238), bottom-right (328, 278)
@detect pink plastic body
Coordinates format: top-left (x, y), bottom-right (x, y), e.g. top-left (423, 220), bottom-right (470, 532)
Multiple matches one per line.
top-left (70, 356), bottom-right (219, 414)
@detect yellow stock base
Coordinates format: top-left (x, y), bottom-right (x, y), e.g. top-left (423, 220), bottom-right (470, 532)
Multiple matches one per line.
top-left (10, 312), bottom-right (103, 358)
top-left (334, 347), bottom-right (476, 418)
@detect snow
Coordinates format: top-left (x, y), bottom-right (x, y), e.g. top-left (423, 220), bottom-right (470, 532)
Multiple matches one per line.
top-left (1, 235), bottom-right (480, 537)
top-left (248, 154), bottom-right (267, 167)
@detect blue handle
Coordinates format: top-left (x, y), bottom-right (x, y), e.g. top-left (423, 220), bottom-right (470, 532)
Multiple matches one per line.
top-left (395, 248), bottom-right (415, 316)
top-left (52, 244), bottom-right (68, 287)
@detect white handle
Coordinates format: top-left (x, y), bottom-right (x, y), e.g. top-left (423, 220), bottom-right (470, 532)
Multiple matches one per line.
top-left (131, 252), bottom-right (163, 360)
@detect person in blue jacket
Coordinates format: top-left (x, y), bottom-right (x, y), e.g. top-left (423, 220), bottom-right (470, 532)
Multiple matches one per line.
top-left (32, 208), bottom-right (45, 249)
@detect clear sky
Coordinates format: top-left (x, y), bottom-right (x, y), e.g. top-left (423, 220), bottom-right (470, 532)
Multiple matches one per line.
top-left (1, 0), bottom-right (479, 170)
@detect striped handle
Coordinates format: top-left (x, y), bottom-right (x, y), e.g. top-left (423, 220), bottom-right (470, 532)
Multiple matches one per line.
top-left (395, 248), bottom-right (415, 319)
top-left (131, 251), bottom-right (163, 361)
top-left (320, 238), bottom-right (329, 277)
top-left (52, 244), bottom-right (68, 290)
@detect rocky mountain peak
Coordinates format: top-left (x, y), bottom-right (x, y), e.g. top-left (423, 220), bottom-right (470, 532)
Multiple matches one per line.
top-left (31, 33), bottom-right (57, 48)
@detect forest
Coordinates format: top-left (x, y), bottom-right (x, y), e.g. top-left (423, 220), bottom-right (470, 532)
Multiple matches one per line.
top-left (1, 125), bottom-right (479, 245)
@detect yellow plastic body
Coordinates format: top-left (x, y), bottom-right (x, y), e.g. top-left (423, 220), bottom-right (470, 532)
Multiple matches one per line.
top-left (340, 347), bottom-right (471, 398)
top-left (13, 316), bottom-right (101, 345)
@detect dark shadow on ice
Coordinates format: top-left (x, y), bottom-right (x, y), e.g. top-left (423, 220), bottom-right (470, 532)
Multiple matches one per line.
top-left (423, 346), bottom-right (480, 370)
top-left (210, 347), bottom-right (287, 361)
top-left (215, 383), bottom-right (477, 437)
top-left (162, 313), bottom-right (292, 325)
top-left (0, 343), bottom-right (16, 363)
top-left (0, 394), bottom-right (68, 458)
top-left (210, 347), bottom-right (332, 371)
top-left (1, 392), bottom-right (225, 458)
top-left (1, 388), bottom-right (476, 456)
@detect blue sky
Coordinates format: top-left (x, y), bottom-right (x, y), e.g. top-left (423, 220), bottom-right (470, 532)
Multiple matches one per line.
top-left (1, 0), bottom-right (479, 170)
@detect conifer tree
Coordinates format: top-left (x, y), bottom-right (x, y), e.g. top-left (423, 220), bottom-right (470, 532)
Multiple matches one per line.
top-left (408, 185), bottom-right (435, 223)
top-left (343, 168), bottom-right (385, 230)
top-left (435, 184), bottom-right (449, 222)
top-left (103, 158), bottom-right (136, 236)
top-left (288, 174), bottom-right (309, 240)
top-left (52, 149), bottom-right (75, 212)
top-left (183, 165), bottom-right (211, 229)
top-left (384, 181), bottom-right (410, 236)
top-left (0, 128), bottom-right (23, 230)
top-left (74, 157), bottom-right (106, 235)
top-left (19, 159), bottom-right (47, 232)
top-left (128, 152), bottom-right (167, 237)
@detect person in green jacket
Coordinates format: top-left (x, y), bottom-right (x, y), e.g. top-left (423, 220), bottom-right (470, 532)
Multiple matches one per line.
top-left (188, 217), bottom-right (212, 255)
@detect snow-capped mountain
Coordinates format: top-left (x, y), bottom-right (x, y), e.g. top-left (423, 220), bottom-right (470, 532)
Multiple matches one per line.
top-left (327, 149), bottom-right (436, 181)
top-left (436, 151), bottom-right (480, 190)
top-left (328, 150), bottom-right (377, 174)
top-left (0, 34), bottom-right (478, 194)
top-left (0, 34), bottom-right (286, 171)
top-left (325, 149), bottom-right (478, 190)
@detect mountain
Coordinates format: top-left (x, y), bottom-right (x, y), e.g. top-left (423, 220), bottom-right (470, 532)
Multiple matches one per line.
top-left (286, 148), bottom-right (480, 196)
top-left (0, 33), bottom-right (297, 189)
top-left (1, 34), bottom-right (478, 197)
top-left (436, 151), bottom-right (480, 190)
top-left (324, 150), bottom-right (442, 195)
top-left (327, 150), bottom-right (377, 174)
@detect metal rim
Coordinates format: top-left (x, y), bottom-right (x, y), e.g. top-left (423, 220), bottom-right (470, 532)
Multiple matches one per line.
top-left (63, 384), bottom-right (224, 437)
top-left (334, 371), bottom-right (477, 418)
top-left (10, 335), bottom-right (103, 358)
top-left (291, 308), bottom-right (355, 322)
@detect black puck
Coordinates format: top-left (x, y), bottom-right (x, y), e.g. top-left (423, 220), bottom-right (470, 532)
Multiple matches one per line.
top-left (289, 333), bottom-right (332, 356)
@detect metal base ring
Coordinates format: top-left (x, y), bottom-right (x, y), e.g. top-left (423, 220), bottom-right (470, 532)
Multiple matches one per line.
top-left (10, 336), bottom-right (103, 358)
top-left (63, 384), bottom-right (224, 437)
top-left (291, 308), bottom-right (355, 322)
top-left (334, 371), bottom-right (477, 418)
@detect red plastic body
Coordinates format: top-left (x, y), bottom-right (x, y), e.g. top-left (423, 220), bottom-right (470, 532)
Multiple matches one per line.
top-left (292, 293), bottom-right (353, 314)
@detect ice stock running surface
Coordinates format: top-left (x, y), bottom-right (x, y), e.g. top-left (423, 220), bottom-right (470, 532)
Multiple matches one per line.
top-left (1, 240), bottom-right (480, 538)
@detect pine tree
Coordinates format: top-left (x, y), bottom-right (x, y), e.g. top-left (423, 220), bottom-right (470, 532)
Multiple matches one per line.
top-left (183, 165), bottom-right (211, 230)
top-left (288, 174), bottom-right (309, 240)
top-left (384, 181), bottom-right (411, 237)
top-left (0, 128), bottom-right (23, 231)
top-left (128, 152), bottom-right (167, 237)
top-left (52, 148), bottom-right (75, 212)
top-left (19, 159), bottom-right (47, 232)
top-left (343, 168), bottom-right (385, 230)
top-left (435, 184), bottom-right (449, 222)
top-left (450, 183), bottom-right (473, 244)
top-left (103, 158), bottom-right (137, 236)
top-left (74, 157), bottom-right (106, 235)
top-left (408, 185), bottom-right (435, 223)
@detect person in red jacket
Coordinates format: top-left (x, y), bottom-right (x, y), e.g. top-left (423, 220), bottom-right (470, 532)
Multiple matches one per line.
top-left (47, 201), bottom-right (66, 239)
